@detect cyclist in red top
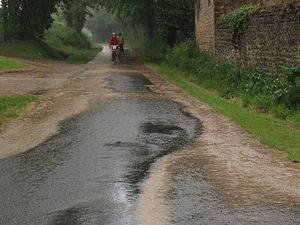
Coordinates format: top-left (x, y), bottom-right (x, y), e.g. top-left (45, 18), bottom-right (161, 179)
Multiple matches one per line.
top-left (109, 32), bottom-right (120, 48)
top-left (108, 32), bottom-right (120, 61)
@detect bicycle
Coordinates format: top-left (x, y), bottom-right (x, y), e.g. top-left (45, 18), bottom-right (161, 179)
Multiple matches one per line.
top-left (111, 45), bottom-right (119, 64)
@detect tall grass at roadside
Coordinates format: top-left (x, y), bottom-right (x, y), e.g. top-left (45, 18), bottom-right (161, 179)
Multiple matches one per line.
top-left (0, 56), bottom-right (29, 71)
top-left (0, 40), bottom-right (63, 60)
top-left (0, 23), bottom-right (101, 64)
top-left (148, 63), bottom-right (300, 163)
top-left (45, 23), bottom-right (101, 64)
top-left (0, 96), bottom-right (37, 124)
top-left (45, 23), bottom-right (92, 50)
top-left (165, 41), bottom-right (300, 124)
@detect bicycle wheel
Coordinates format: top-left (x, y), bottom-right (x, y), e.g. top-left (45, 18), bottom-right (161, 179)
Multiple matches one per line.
top-left (112, 51), bottom-right (117, 63)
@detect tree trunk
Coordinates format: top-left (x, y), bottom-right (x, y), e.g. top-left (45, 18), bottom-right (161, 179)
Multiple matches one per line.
top-left (1, 0), bottom-right (9, 41)
top-left (63, 2), bottom-right (74, 28)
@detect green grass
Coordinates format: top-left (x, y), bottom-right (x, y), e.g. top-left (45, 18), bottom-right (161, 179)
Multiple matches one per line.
top-left (147, 63), bottom-right (300, 163)
top-left (44, 23), bottom-right (102, 64)
top-left (47, 44), bottom-right (102, 64)
top-left (65, 46), bottom-right (101, 64)
top-left (0, 24), bottom-right (102, 64)
top-left (165, 41), bottom-right (300, 118)
top-left (0, 96), bottom-right (38, 124)
top-left (0, 56), bottom-right (29, 71)
top-left (0, 40), bottom-right (62, 60)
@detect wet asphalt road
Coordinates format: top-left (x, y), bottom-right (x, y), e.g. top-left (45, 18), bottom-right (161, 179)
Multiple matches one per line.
top-left (1, 49), bottom-right (300, 225)
top-left (168, 163), bottom-right (300, 225)
top-left (0, 72), bottom-right (200, 225)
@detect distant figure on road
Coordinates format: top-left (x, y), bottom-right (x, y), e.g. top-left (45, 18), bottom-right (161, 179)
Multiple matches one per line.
top-left (109, 32), bottom-right (120, 61)
top-left (118, 33), bottom-right (125, 55)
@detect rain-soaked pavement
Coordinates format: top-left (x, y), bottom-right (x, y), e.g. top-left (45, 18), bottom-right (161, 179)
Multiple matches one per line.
top-left (168, 162), bottom-right (300, 225)
top-left (0, 70), bottom-right (200, 225)
top-left (1, 48), bottom-right (300, 225)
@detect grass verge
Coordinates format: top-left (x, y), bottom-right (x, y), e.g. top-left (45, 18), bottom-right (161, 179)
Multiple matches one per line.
top-left (147, 63), bottom-right (300, 163)
top-left (0, 56), bottom-right (30, 72)
top-left (0, 96), bottom-right (38, 125)
top-left (45, 23), bottom-right (102, 64)
top-left (0, 40), bottom-right (62, 60)
top-left (0, 40), bottom-right (102, 64)
top-left (47, 44), bottom-right (102, 64)
top-left (0, 24), bottom-right (102, 64)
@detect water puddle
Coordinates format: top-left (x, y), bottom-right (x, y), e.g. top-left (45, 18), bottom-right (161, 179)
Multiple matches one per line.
top-left (109, 73), bottom-right (153, 92)
top-left (141, 122), bottom-right (184, 135)
top-left (0, 97), bottom-right (201, 225)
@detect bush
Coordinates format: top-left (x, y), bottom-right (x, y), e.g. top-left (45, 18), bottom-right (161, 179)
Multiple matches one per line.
top-left (278, 64), bottom-right (300, 108)
top-left (42, 23), bottom-right (100, 64)
top-left (138, 37), bottom-right (168, 62)
top-left (45, 23), bottom-right (91, 49)
top-left (226, 4), bottom-right (260, 49)
top-left (165, 40), bottom-right (300, 119)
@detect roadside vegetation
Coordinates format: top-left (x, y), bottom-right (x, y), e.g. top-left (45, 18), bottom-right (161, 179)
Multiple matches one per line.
top-left (0, 96), bottom-right (38, 125)
top-left (0, 1), bottom-right (102, 64)
top-left (166, 41), bottom-right (300, 121)
top-left (147, 63), bottom-right (300, 163)
top-left (45, 23), bottom-right (101, 64)
top-left (0, 56), bottom-right (30, 72)
top-left (146, 41), bottom-right (300, 163)
top-left (0, 24), bottom-right (101, 64)
top-left (0, 40), bottom-right (62, 60)
top-left (225, 4), bottom-right (260, 49)
top-left (0, 1), bottom-right (102, 125)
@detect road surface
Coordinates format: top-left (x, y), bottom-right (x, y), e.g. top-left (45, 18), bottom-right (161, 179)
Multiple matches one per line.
top-left (0, 47), bottom-right (299, 225)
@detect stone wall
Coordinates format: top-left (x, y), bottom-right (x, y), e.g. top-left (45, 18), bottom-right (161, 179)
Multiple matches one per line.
top-left (214, 0), bottom-right (294, 15)
top-left (195, 0), bottom-right (216, 53)
top-left (195, 0), bottom-right (300, 74)
top-left (214, 0), bottom-right (262, 15)
top-left (215, 3), bottom-right (300, 73)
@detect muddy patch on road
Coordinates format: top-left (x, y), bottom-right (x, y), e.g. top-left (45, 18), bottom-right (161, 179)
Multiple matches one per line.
top-left (109, 72), bottom-right (153, 93)
top-left (30, 89), bottom-right (49, 96)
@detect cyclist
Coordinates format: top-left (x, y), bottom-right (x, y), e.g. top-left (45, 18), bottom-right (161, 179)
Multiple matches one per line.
top-left (118, 33), bottom-right (125, 55)
top-left (109, 32), bottom-right (120, 61)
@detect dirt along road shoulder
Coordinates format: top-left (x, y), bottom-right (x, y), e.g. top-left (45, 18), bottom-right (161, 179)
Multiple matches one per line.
top-left (0, 49), bottom-right (113, 158)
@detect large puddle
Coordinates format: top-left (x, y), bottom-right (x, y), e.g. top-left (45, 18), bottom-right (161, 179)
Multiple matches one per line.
top-left (0, 81), bottom-right (201, 225)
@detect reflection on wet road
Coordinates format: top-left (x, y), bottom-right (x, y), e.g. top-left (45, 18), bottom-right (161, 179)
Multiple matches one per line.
top-left (0, 74), bottom-right (200, 225)
top-left (168, 163), bottom-right (300, 225)
top-left (110, 73), bottom-right (153, 92)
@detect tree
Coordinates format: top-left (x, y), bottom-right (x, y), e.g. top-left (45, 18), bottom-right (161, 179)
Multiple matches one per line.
top-left (61, 0), bottom-right (95, 33)
top-left (1, 0), bottom-right (58, 40)
top-left (0, 0), bottom-right (195, 43)
top-left (154, 0), bottom-right (195, 44)
top-left (95, 0), bottom-right (195, 44)
top-left (96, 0), bottom-right (155, 35)
top-left (1, 0), bottom-right (9, 41)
